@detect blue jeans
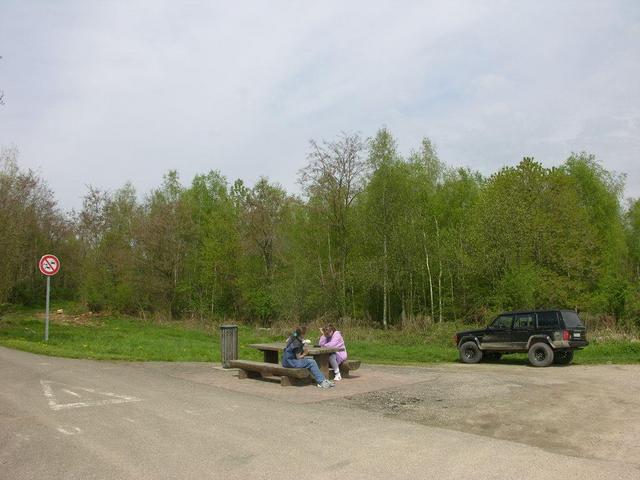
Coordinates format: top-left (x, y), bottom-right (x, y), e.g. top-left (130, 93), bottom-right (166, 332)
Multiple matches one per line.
top-left (283, 357), bottom-right (326, 384)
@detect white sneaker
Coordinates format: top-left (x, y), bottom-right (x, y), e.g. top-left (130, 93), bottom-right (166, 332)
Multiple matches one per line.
top-left (317, 379), bottom-right (334, 388)
top-left (333, 372), bottom-right (342, 381)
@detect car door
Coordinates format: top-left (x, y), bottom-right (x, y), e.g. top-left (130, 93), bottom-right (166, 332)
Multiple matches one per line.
top-left (536, 310), bottom-right (561, 340)
top-left (512, 312), bottom-right (536, 350)
top-left (481, 314), bottom-right (514, 350)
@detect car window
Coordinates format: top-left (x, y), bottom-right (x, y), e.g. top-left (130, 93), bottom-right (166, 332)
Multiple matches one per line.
top-left (490, 315), bottom-right (513, 329)
top-left (536, 311), bottom-right (559, 328)
top-left (561, 311), bottom-right (585, 328)
top-left (514, 313), bottom-right (535, 330)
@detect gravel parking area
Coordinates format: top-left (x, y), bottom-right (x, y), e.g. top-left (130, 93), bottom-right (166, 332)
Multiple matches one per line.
top-left (331, 362), bottom-right (640, 467)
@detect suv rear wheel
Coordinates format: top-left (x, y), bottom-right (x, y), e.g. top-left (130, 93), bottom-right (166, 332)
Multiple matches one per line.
top-left (459, 341), bottom-right (483, 364)
top-left (553, 350), bottom-right (574, 365)
top-left (528, 342), bottom-right (554, 367)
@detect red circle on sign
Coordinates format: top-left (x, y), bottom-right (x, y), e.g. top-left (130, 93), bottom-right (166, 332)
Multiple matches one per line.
top-left (39, 254), bottom-right (61, 276)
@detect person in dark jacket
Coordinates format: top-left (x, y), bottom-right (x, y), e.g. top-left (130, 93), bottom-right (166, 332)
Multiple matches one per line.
top-left (282, 326), bottom-right (334, 388)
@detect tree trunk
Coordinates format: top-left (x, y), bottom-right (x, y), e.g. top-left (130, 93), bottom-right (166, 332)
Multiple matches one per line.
top-left (318, 253), bottom-right (325, 287)
top-left (459, 231), bottom-right (467, 310)
top-left (409, 270), bottom-right (414, 322)
top-left (210, 266), bottom-right (216, 316)
top-left (421, 267), bottom-right (427, 314)
top-left (382, 234), bottom-right (388, 329)
top-left (438, 259), bottom-right (443, 323)
top-left (434, 219), bottom-right (442, 323)
top-left (449, 266), bottom-right (455, 321)
top-left (351, 284), bottom-right (356, 319)
top-left (327, 232), bottom-right (334, 277)
top-left (423, 231), bottom-right (435, 323)
top-left (341, 252), bottom-right (347, 318)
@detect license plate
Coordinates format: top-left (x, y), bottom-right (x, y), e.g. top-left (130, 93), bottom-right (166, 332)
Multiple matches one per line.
top-left (574, 333), bottom-right (581, 338)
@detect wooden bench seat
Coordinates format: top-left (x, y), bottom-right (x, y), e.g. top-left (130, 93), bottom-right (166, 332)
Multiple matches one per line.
top-left (329, 359), bottom-right (361, 379)
top-left (229, 360), bottom-right (311, 386)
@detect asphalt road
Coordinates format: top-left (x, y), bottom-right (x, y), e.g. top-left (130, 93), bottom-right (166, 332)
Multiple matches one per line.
top-left (1, 346), bottom-right (638, 480)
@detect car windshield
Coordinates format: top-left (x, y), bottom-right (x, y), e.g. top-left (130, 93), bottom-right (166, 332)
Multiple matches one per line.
top-left (561, 311), bottom-right (585, 328)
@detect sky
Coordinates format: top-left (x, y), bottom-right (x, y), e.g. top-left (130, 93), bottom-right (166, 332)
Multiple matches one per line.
top-left (1, 0), bottom-right (639, 211)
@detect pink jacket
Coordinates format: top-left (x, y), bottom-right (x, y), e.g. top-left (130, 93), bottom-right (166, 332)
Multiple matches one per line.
top-left (319, 330), bottom-right (348, 364)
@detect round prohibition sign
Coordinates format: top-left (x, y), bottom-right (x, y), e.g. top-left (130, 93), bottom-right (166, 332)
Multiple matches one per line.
top-left (39, 254), bottom-right (61, 276)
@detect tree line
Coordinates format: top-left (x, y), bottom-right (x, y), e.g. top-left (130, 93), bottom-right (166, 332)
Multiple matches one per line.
top-left (1, 129), bottom-right (639, 326)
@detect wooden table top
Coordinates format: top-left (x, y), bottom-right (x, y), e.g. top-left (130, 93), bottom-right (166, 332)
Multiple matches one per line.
top-left (248, 342), bottom-right (343, 354)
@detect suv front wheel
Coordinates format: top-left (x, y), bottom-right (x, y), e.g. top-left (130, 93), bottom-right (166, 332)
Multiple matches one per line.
top-left (459, 341), bottom-right (483, 364)
top-left (528, 342), bottom-right (554, 367)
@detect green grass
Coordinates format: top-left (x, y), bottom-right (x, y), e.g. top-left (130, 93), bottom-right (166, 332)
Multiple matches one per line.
top-left (576, 339), bottom-right (640, 364)
top-left (0, 314), bottom-right (215, 361)
top-left (1, 305), bottom-right (639, 365)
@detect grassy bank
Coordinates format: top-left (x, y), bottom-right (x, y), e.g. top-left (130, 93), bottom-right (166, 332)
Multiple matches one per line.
top-left (1, 305), bottom-right (639, 365)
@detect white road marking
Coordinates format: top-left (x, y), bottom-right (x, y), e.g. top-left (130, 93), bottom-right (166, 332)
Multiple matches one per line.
top-left (62, 389), bottom-right (81, 397)
top-left (41, 380), bottom-right (142, 411)
top-left (123, 417), bottom-right (136, 423)
top-left (41, 380), bottom-right (56, 410)
top-left (56, 427), bottom-right (82, 435)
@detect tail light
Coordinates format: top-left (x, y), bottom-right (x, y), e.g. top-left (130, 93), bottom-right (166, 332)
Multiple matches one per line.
top-left (562, 330), bottom-right (570, 341)
top-left (452, 335), bottom-right (459, 345)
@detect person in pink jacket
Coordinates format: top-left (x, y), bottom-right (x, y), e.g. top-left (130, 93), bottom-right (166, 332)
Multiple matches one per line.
top-left (318, 324), bottom-right (348, 381)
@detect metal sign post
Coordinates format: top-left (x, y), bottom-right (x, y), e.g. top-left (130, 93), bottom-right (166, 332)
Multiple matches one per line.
top-left (45, 276), bottom-right (51, 341)
top-left (38, 254), bottom-right (60, 342)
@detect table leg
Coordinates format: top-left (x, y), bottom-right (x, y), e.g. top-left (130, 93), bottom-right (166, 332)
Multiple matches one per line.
top-left (314, 354), bottom-right (330, 379)
top-left (264, 350), bottom-right (279, 364)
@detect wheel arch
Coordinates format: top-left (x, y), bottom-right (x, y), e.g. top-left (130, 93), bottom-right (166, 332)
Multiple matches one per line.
top-left (458, 336), bottom-right (482, 350)
top-left (526, 335), bottom-right (554, 350)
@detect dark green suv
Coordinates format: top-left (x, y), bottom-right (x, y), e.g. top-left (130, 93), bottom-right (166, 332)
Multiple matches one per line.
top-left (454, 309), bottom-right (588, 367)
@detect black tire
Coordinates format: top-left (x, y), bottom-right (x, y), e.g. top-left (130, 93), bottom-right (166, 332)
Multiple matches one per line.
top-left (528, 342), bottom-right (554, 367)
top-left (459, 341), bottom-right (483, 364)
top-left (553, 350), bottom-right (574, 365)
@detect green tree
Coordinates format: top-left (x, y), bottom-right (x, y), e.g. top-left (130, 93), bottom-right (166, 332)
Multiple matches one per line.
top-left (467, 158), bottom-right (599, 312)
top-left (563, 153), bottom-right (629, 317)
top-left (0, 147), bottom-right (70, 305)
top-left (299, 132), bottom-right (368, 318)
top-left (235, 178), bottom-right (289, 324)
top-left (627, 199), bottom-right (640, 281)
top-left (136, 171), bottom-right (191, 317)
top-left (182, 171), bottom-right (240, 318)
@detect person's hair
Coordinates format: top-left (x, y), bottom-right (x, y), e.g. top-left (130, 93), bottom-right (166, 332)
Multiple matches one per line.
top-left (287, 325), bottom-right (308, 345)
top-left (323, 324), bottom-right (336, 335)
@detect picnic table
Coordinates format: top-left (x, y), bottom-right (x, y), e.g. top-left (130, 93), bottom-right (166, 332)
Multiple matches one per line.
top-left (248, 342), bottom-right (343, 378)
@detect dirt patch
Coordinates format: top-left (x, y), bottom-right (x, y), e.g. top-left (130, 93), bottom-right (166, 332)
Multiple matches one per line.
top-left (170, 363), bottom-right (435, 405)
top-left (168, 360), bottom-right (640, 468)
top-left (36, 311), bottom-right (105, 327)
top-left (330, 363), bottom-right (640, 467)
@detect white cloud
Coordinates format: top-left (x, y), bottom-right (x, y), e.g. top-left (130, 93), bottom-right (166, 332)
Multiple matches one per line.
top-left (0, 0), bottom-right (638, 209)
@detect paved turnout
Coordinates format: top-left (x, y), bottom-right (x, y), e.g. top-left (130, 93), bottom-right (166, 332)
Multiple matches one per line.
top-left (0, 346), bottom-right (638, 480)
